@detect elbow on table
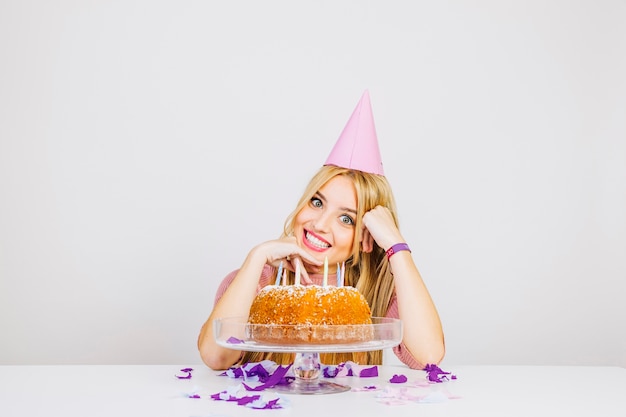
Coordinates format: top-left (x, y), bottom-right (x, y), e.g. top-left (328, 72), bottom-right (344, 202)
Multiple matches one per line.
top-left (420, 346), bottom-right (446, 367)
top-left (424, 338), bottom-right (446, 365)
top-left (402, 340), bottom-right (446, 370)
top-left (199, 347), bottom-right (239, 371)
top-left (200, 352), bottom-right (227, 371)
top-left (198, 326), bottom-right (236, 370)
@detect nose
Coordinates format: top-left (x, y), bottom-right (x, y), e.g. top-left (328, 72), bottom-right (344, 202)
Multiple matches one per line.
top-left (310, 210), bottom-right (333, 233)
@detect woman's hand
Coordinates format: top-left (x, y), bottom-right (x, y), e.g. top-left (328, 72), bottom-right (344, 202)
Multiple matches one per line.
top-left (253, 236), bottom-right (322, 283)
top-left (361, 206), bottom-right (405, 252)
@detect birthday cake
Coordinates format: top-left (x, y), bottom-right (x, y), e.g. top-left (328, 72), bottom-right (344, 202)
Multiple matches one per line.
top-left (247, 285), bottom-right (373, 345)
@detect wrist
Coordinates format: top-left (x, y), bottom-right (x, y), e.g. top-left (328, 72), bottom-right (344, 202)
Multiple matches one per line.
top-left (247, 245), bottom-right (272, 268)
top-left (385, 243), bottom-right (411, 260)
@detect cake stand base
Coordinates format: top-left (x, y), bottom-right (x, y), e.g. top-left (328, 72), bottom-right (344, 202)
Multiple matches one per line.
top-left (272, 351), bottom-right (351, 395)
top-left (272, 380), bottom-right (351, 395)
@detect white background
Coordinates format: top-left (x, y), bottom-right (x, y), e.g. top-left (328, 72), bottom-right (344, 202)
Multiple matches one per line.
top-left (1, 1), bottom-right (624, 367)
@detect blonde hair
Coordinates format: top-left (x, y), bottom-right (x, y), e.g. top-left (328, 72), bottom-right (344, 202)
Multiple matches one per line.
top-left (239, 166), bottom-right (400, 366)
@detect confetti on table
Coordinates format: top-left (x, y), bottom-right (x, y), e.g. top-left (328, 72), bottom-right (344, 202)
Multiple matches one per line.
top-left (376, 385), bottom-right (455, 405)
top-left (423, 364), bottom-right (457, 383)
top-left (175, 368), bottom-right (194, 379)
top-left (211, 383), bottom-right (290, 410)
top-left (242, 365), bottom-right (293, 391)
top-left (219, 360), bottom-right (294, 389)
top-left (180, 384), bottom-right (202, 399)
top-left (389, 374), bottom-right (408, 384)
top-left (352, 385), bottom-right (380, 392)
top-left (323, 361), bottom-right (379, 378)
top-left (212, 360), bottom-right (461, 408)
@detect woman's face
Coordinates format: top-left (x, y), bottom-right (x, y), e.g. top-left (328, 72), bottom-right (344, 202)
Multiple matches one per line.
top-left (294, 175), bottom-right (357, 271)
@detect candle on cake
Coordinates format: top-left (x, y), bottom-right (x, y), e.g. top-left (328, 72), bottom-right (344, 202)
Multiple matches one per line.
top-left (275, 261), bottom-right (283, 286)
top-left (323, 257), bottom-right (328, 287)
top-left (340, 262), bottom-right (345, 286)
top-left (294, 258), bottom-right (301, 286)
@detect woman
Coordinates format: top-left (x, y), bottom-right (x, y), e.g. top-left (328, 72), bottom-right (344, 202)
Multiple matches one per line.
top-left (198, 92), bottom-right (445, 370)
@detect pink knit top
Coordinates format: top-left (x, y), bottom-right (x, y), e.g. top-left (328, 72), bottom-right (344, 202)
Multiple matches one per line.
top-left (213, 264), bottom-right (424, 369)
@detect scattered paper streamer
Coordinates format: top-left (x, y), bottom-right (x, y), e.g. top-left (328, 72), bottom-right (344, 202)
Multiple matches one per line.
top-left (209, 360), bottom-right (460, 408)
top-left (211, 383), bottom-right (290, 409)
top-left (175, 367), bottom-right (194, 379)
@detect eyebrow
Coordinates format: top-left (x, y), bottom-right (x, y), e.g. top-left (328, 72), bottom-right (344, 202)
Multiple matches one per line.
top-left (315, 191), bottom-right (357, 215)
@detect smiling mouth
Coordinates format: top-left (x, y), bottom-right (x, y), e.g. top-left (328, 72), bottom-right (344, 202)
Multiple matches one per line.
top-left (304, 230), bottom-right (330, 250)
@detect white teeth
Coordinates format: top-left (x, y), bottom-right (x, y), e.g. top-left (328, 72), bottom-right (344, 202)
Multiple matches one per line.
top-left (306, 232), bottom-right (329, 249)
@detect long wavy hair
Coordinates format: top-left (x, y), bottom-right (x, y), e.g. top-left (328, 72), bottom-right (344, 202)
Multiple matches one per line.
top-left (239, 165), bottom-right (400, 366)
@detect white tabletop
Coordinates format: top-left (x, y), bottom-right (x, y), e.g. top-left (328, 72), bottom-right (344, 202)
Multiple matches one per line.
top-left (1, 364), bottom-right (625, 416)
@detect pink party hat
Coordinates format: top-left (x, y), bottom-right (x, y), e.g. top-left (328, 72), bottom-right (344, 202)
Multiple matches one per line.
top-left (324, 90), bottom-right (384, 175)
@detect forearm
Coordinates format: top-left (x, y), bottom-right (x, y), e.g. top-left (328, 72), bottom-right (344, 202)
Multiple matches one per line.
top-left (198, 236), bottom-right (322, 369)
top-left (390, 251), bottom-right (445, 366)
top-left (198, 249), bottom-right (267, 370)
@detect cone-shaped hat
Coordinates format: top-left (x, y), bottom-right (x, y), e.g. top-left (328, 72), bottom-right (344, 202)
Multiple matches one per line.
top-left (324, 90), bottom-right (384, 175)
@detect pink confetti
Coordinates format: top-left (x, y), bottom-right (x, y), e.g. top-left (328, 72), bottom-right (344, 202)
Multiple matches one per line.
top-left (226, 336), bottom-right (245, 344)
top-left (376, 387), bottom-right (416, 405)
top-left (407, 379), bottom-right (431, 388)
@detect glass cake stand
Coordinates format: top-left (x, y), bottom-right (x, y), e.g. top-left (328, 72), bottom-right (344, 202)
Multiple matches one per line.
top-left (213, 317), bottom-right (402, 395)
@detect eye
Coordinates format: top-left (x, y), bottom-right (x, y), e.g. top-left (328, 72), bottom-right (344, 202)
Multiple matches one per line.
top-left (339, 214), bottom-right (355, 226)
top-left (310, 197), bottom-right (323, 208)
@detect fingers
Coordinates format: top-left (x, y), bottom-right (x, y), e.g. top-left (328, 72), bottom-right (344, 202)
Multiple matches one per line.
top-left (266, 237), bottom-right (321, 267)
top-left (299, 261), bottom-right (314, 285)
top-left (283, 251), bottom-right (321, 267)
top-left (282, 257), bottom-right (314, 284)
top-left (361, 228), bottom-right (374, 253)
top-left (284, 257), bottom-right (296, 272)
top-left (281, 237), bottom-right (322, 265)
top-left (295, 249), bottom-right (323, 267)
top-left (362, 205), bottom-right (403, 251)
top-left (262, 237), bottom-right (323, 280)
